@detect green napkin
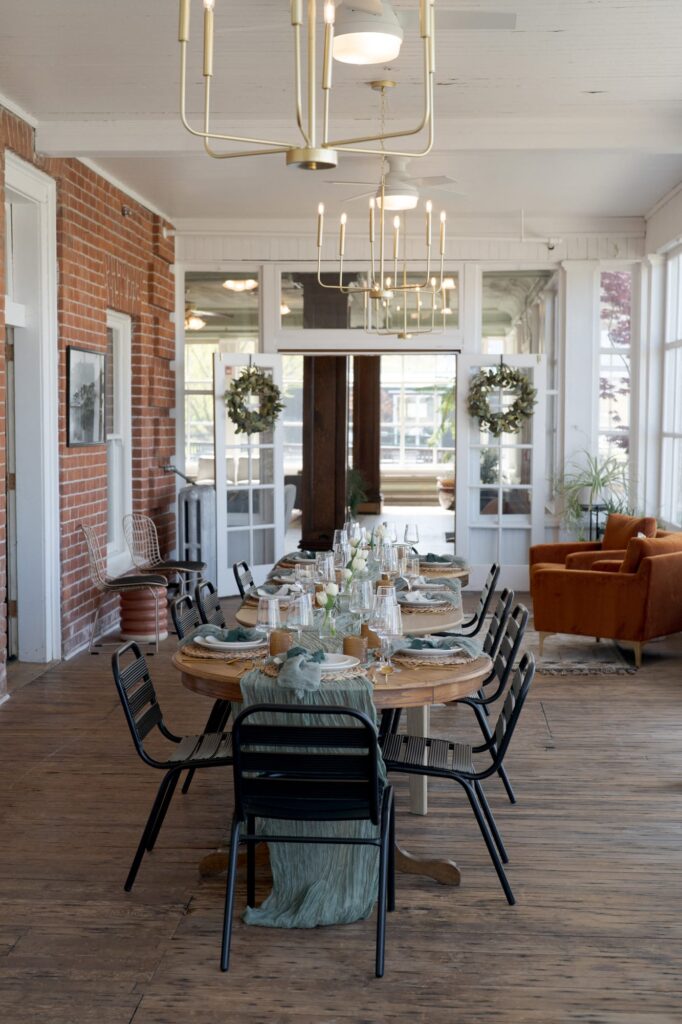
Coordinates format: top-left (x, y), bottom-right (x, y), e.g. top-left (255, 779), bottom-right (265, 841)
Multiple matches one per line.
top-left (179, 624), bottom-right (264, 649)
top-left (275, 646), bottom-right (326, 696)
top-left (405, 635), bottom-right (482, 657)
top-left (422, 552), bottom-right (455, 563)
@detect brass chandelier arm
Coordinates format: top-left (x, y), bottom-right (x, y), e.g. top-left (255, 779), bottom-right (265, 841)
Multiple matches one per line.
top-left (179, 41), bottom-right (292, 150)
top-left (293, 20), bottom-right (310, 145)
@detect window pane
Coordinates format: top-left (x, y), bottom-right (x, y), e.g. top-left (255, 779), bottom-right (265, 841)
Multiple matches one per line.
top-left (482, 271), bottom-right (555, 354)
top-left (600, 271), bottom-right (631, 349)
top-left (598, 270), bottom-right (632, 470)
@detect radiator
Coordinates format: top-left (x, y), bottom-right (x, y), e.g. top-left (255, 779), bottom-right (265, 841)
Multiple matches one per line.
top-left (177, 485), bottom-right (217, 584)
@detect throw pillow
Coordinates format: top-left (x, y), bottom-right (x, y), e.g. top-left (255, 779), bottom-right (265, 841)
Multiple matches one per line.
top-left (620, 533), bottom-right (682, 574)
top-left (602, 513), bottom-right (656, 550)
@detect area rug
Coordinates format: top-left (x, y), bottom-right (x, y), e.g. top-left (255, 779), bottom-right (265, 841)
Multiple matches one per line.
top-left (525, 627), bottom-right (636, 675)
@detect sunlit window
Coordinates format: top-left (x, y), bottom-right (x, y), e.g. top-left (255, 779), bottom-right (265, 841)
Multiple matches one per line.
top-left (598, 270), bottom-right (632, 467)
top-left (661, 252), bottom-right (682, 527)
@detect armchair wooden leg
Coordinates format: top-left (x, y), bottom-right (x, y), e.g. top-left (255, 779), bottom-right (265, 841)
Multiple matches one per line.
top-left (632, 642), bottom-right (643, 669)
top-left (538, 632), bottom-right (552, 656)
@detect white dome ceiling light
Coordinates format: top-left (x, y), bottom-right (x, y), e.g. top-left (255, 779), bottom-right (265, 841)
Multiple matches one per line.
top-left (332, 1), bottom-right (404, 66)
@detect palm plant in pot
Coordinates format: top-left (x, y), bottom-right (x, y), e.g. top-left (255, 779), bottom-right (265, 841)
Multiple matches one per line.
top-left (556, 450), bottom-right (630, 537)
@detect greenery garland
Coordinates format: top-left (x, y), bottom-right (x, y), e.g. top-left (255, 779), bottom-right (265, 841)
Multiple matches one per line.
top-left (225, 366), bottom-right (285, 435)
top-left (467, 363), bottom-right (537, 437)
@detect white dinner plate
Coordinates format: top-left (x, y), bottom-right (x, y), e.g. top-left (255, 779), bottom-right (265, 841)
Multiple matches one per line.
top-left (397, 594), bottom-right (448, 607)
top-left (395, 641), bottom-right (462, 659)
top-left (194, 634), bottom-right (267, 652)
top-left (319, 653), bottom-right (360, 672)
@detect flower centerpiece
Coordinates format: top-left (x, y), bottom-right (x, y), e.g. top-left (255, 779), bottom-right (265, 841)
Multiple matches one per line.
top-left (316, 581), bottom-right (339, 636)
top-left (368, 524), bottom-right (385, 551)
top-left (339, 540), bottom-right (368, 594)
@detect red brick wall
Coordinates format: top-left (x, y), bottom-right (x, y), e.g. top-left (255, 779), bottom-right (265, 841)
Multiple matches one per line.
top-left (0, 105), bottom-right (176, 684)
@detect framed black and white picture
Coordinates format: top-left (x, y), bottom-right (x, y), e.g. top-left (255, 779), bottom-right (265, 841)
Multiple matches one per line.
top-left (67, 346), bottom-right (106, 447)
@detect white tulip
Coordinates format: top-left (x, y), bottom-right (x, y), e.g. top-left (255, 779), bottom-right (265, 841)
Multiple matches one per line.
top-left (316, 592), bottom-right (327, 607)
top-left (341, 568), bottom-right (352, 580)
top-left (354, 557), bottom-right (367, 570)
top-left (349, 537), bottom-right (360, 547)
top-left (326, 582), bottom-right (339, 597)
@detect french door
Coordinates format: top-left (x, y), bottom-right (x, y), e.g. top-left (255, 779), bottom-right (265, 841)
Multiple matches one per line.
top-left (214, 354), bottom-right (285, 595)
top-left (455, 354), bottom-right (546, 591)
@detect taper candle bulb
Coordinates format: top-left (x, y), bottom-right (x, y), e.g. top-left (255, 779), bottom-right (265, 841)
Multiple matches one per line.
top-left (339, 212), bottom-right (347, 256)
top-left (393, 215), bottom-right (400, 260)
top-left (440, 210), bottom-right (446, 255)
top-left (426, 200), bottom-right (432, 247)
top-left (317, 203), bottom-right (324, 248)
top-left (203, 0), bottom-right (215, 9)
top-left (324, 0), bottom-right (335, 24)
top-left (369, 197), bottom-right (375, 241)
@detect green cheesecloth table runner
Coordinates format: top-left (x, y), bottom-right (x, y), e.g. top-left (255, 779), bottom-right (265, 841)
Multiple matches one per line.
top-left (236, 648), bottom-right (386, 930)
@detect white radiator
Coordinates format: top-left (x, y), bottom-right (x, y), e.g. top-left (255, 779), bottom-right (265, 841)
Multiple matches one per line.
top-left (177, 485), bottom-right (216, 584)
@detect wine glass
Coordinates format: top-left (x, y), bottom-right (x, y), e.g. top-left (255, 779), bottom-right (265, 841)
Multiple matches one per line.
top-left (404, 522), bottom-right (420, 549)
top-left (380, 544), bottom-right (399, 580)
top-left (256, 596), bottom-right (281, 637)
top-left (385, 521), bottom-right (398, 545)
top-left (287, 593), bottom-right (314, 644)
top-left (404, 555), bottom-right (421, 592)
top-left (349, 579), bottom-right (374, 624)
top-left (333, 528), bottom-right (347, 553)
top-left (369, 596), bottom-right (402, 675)
top-left (375, 584), bottom-right (397, 602)
top-left (315, 551), bottom-right (335, 582)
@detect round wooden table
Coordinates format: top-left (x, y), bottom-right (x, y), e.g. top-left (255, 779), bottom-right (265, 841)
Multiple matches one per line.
top-left (174, 648), bottom-right (491, 887)
top-left (235, 600), bottom-right (464, 636)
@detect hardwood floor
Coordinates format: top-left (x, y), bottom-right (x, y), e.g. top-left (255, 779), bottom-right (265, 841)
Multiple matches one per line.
top-left (1, 599), bottom-right (681, 1023)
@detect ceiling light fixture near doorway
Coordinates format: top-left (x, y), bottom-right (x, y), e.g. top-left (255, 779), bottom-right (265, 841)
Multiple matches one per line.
top-left (177, 0), bottom-right (437, 170)
top-left (185, 312), bottom-right (207, 331)
top-left (222, 278), bottom-right (258, 292)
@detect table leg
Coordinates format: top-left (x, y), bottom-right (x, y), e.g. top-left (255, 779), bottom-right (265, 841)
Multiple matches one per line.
top-left (395, 845), bottom-right (461, 887)
top-left (406, 705), bottom-right (429, 815)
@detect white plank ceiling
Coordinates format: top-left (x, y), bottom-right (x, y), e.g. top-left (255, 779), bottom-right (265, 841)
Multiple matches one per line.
top-left (1, 0), bottom-right (681, 220)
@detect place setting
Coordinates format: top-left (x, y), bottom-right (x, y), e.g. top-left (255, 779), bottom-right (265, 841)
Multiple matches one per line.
top-left (391, 634), bottom-right (483, 669)
top-left (180, 624), bottom-right (269, 664)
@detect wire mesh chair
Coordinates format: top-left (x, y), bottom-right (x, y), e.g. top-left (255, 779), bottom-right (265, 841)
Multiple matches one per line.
top-left (382, 653), bottom-right (535, 906)
top-left (232, 561), bottom-right (254, 599)
top-left (221, 703), bottom-right (395, 977)
top-left (451, 562), bottom-right (500, 638)
top-left (170, 593), bottom-right (232, 795)
top-left (123, 512), bottom-right (206, 594)
top-left (80, 523), bottom-right (167, 654)
top-left (112, 642), bottom-right (233, 891)
top-left (195, 580), bottom-right (226, 628)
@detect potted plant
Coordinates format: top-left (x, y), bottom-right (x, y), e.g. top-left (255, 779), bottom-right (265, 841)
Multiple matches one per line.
top-left (555, 450), bottom-right (629, 537)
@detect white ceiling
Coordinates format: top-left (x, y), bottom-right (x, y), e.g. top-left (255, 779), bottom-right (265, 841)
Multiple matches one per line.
top-left (1, 0), bottom-right (682, 222)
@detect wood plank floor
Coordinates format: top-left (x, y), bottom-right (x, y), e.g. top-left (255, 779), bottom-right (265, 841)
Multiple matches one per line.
top-left (1, 598), bottom-right (681, 1023)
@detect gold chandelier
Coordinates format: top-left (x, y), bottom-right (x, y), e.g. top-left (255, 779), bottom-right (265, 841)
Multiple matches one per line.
top-left (177, 0), bottom-right (436, 170)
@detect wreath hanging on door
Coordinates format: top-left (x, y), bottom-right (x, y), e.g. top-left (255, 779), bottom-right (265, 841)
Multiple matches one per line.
top-left (467, 363), bottom-right (537, 437)
top-left (225, 366), bottom-right (285, 435)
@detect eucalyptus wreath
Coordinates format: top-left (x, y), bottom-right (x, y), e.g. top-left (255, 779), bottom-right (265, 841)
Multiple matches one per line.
top-left (467, 363), bottom-right (537, 437)
top-left (225, 366), bottom-right (285, 435)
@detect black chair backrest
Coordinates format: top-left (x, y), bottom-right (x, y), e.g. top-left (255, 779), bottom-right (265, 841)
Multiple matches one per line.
top-left (232, 561), bottom-right (254, 599)
top-left (170, 594), bottom-right (201, 640)
top-left (231, 704), bottom-right (382, 826)
top-left (482, 588), bottom-right (514, 660)
top-left (492, 603), bottom-right (529, 688)
top-left (475, 562), bottom-right (500, 623)
top-left (492, 652), bottom-right (535, 765)
top-left (195, 580), bottom-right (226, 628)
top-left (111, 642), bottom-right (174, 762)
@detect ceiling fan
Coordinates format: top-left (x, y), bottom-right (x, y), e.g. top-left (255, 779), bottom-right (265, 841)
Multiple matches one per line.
top-left (184, 306), bottom-right (227, 331)
top-left (327, 155), bottom-right (465, 209)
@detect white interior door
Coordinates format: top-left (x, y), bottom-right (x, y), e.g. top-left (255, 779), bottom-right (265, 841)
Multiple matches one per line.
top-left (214, 353), bottom-right (285, 595)
top-left (456, 354), bottom-right (546, 592)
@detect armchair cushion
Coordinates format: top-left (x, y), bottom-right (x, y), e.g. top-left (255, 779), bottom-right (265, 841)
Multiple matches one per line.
top-left (590, 559), bottom-right (623, 573)
top-left (621, 532), bottom-right (682, 574)
top-left (565, 549), bottom-right (626, 570)
top-left (602, 513), bottom-right (656, 550)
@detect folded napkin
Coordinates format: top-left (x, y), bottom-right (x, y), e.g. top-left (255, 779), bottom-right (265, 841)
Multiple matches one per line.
top-left (398, 590), bottom-right (448, 605)
top-left (179, 623), bottom-right (264, 649)
top-left (256, 584), bottom-right (298, 598)
top-left (282, 550), bottom-right (317, 562)
top-left (275, 646), bottom-right (326, 696)
top-left (403, 635), bottom-right (482, 657)
top-left (421, 552), bottom-right (455, 563)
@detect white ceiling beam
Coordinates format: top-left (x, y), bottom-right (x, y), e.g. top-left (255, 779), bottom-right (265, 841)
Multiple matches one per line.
top-left (35, 115), bottom-right (682, 158)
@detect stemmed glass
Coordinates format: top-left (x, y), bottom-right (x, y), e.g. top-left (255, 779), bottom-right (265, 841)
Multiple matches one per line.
top-left (380, 544), bottom-right (399, 580)
top-left (256, 596), bottom-right (281, 638)
top-left (404, 522), bottom-right (420, 548)
top-left (385, 521), bottom-right (398, 545)
top-left (349, 579), bottom-right (374, 625)
top-left (287, 593), bottom-right (314, 645)
top-left (404, 555), bottom-right (421, 592)
top-left (369, 596), bottom-right (403, 675)
top-left (315, 551), bottom-right (335, 582)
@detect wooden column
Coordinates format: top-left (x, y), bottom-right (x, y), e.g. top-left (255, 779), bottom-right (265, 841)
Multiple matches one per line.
top-left (300, 356), bottom-right (348, 550)
top-left (352, 355), bottom-right (382, 513)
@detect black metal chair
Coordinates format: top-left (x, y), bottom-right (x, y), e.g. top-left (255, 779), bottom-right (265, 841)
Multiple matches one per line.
top-left (111, 641), bottom-right (233, 892)
top-left (451, 603), bottom-right (529, 805)
top-left (382, 653), bottom-right (535, 906)
top-left (232, 560), bottom-right (254, 598)
top-left (450, 562), bottom-right (500, 638)
top-left (195, 579), bottom-right (226, 628)
top-left (170, 594), bottom-right (232, 795)
top-left (221, 703), bottom-right (395, 978)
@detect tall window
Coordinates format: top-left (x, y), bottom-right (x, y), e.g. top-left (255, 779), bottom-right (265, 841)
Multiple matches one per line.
top-left (598, 270), bottom-right (632, 466)
top-left (481, 271), bottom-right (554, 354)
top-left (377, 354), bottom-right (455, 470)
top-left (661, 252), bottom-right (682, 527)
top-left (106, 311), bottom-right (132, 572)
top-left (184, 271), bottom-right (259, 477)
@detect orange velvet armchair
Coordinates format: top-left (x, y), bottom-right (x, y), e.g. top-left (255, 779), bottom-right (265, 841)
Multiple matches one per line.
top-left (531, 533), bottom-right (682, 667)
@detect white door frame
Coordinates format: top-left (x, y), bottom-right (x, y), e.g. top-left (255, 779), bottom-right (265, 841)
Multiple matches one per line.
top-left (5, 152), bottom-right (60, 661)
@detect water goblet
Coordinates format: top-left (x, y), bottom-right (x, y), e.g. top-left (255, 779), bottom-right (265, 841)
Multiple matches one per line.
top-left (404, 555), bottom-right (421, 592)
top-left (256, 596), bottom-right (281, 637)
top-left (349, 578), bottom-right (374, 625)
top-left (404, 522), bottom-right (420, 548)
top-left (287, 593), bottom-right (314, 645)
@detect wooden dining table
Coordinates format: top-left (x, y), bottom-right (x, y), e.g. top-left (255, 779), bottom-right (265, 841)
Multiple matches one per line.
top-left (174, 646), bottom-right (492, 887)
top-left (235, 598), bottom-right (464, 636)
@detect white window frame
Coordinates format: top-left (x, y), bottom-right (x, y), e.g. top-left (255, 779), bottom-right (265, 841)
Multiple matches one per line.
top-left (660, 248), bottom-right (682, 527)
top-left (106, 310), bottom-right (133, 574)
top-left (596, 264), bottom-right (638, 476)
